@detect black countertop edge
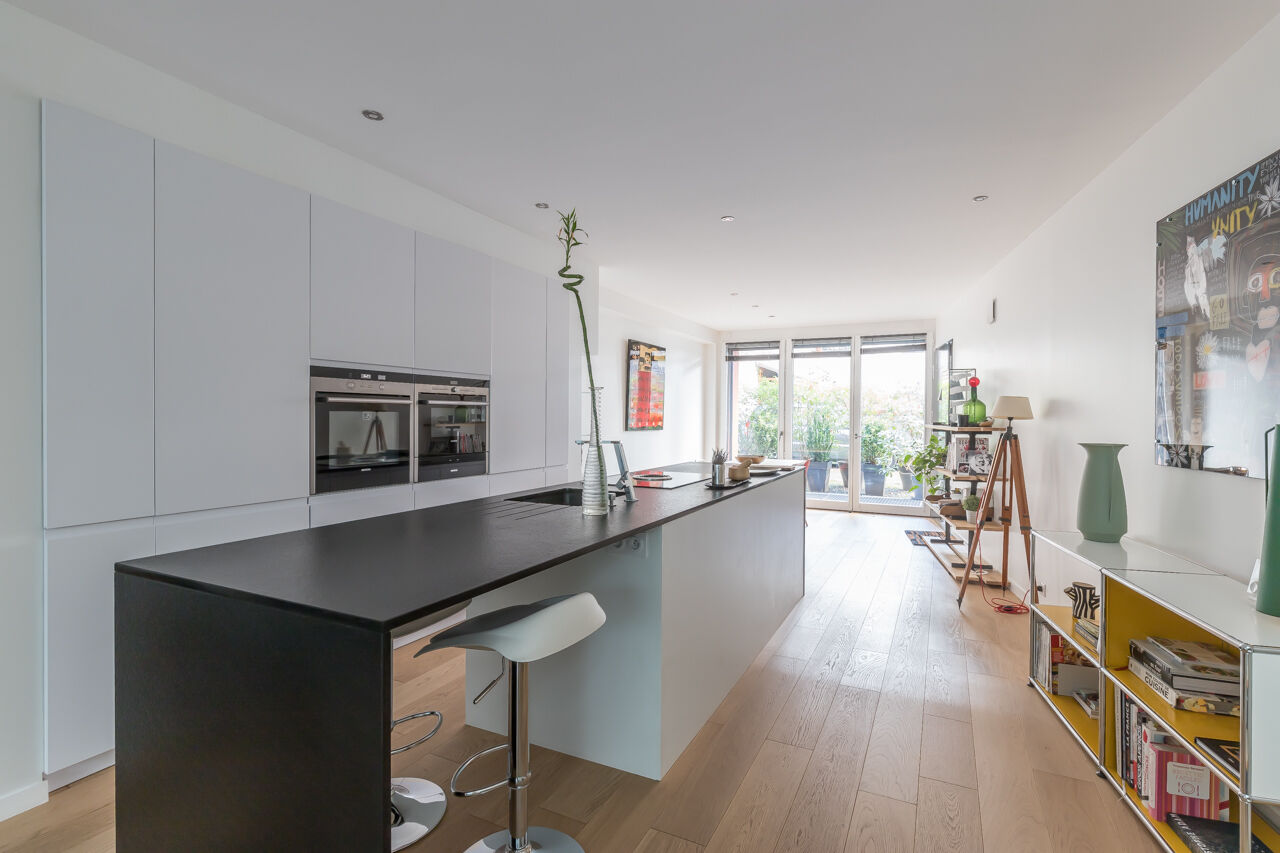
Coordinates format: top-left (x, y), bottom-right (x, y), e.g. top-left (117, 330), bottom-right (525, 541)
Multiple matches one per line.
top-left (116, 466), bottom-right (805, 633)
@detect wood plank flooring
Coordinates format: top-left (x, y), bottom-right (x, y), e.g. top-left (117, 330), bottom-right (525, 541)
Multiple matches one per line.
top-left (0, 511), bottom-right (1159, 853)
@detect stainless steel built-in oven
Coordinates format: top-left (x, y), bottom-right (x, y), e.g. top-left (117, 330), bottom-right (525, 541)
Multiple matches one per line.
top-left (416, 375), bottom-right (489, 481)
top-left (311, 366), bottom-right (415, 494)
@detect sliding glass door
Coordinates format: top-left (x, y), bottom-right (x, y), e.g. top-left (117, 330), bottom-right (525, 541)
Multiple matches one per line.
top-left (852, 333), bottom-right (928, 515)
top-left (724, 327), bottom-right (931, 514)
top-left (789, 338), bottom-right (852, 507)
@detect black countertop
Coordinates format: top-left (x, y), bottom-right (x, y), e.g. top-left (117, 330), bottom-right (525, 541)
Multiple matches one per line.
top-left (117, 462), bottom-right (803, 631)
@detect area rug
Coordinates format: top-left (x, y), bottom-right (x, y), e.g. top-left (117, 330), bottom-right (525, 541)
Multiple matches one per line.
top-left (904, 530), bottom-right (941, 546)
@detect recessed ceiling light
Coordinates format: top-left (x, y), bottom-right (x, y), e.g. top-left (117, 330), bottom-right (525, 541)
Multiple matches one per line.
top-left (534, 202), bottom-right (549, 209)
top-left (721, 215), bottom-right (735, 222)
top-left (361, 109), bottom-right (385, 121)
top-left (768, 314), bottom-right (776, 318)
top-left (972, 194), bottom-right (989, 203)
top-left (751, 304), bottom-right (760, 308)
top-left (729, 291), bottom-right (739, 296)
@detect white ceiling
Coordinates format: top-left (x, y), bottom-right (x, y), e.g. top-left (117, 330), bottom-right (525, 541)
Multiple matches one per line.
top-left (17, 0), bottom-right (1280, 330)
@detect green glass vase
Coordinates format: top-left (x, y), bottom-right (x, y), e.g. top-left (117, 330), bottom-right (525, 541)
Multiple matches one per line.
top-left (1077, 443), bottom-right (1127, 543)
top-left (962, 387), bottom-right (986, 424)
top-left (1257, 425), bottom-right (1280, 617)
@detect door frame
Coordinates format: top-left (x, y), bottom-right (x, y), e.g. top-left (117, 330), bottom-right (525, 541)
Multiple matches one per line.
top-left (719, 320), bottom-right (935, 515)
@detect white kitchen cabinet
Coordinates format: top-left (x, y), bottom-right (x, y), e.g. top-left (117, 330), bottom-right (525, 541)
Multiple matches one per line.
top-left (45, 517), bottom-right (155, 775)
top-left (413, 477), bottom-right (490, 509)
top-left (544, 466), bottom-right (572, 487)
top-left (42, 102), bottom-right (155, 529)
top-left (488, 468), bottom-right (546, 497)
top-left (155, 499), bottom-right (309, 554)
top-left (154, 143), bottom-right (310, 515)
top-left (309, 484), bottom-right (413, 528)
top-left (545, 277), bottom-right (577, 470)
top-left (311, 197), bottom-right (414, 368)
top-left (490, 260), bottom-right (547, 473)
top-left (415, 233), bottom-right (492, 375)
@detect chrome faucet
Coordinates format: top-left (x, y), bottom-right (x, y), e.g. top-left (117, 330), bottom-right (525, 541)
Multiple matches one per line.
top-left (600, 440), bottom-right (637, 502)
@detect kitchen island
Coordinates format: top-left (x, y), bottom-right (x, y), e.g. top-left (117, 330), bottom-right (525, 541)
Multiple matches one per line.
top-left (114, 463), bottom-right (804, 852)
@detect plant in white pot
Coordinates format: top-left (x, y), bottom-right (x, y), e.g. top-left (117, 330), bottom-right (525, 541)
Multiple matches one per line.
top-left (962, 493), bottom-right (981, 523)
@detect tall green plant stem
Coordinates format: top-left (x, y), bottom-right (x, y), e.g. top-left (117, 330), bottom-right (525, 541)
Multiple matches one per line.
top-left (557, 210), bottom-right (607, 506)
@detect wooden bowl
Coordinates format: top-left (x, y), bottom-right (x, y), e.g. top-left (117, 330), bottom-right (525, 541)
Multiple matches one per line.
top-left (736, 454), bottom-right (765, 465)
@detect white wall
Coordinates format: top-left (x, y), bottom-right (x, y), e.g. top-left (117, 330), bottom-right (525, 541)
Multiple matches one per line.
top-left (0, 84), bottom-right (47, 821)
top-left (937, 17), bottom-right (1280, 589)
top-left (593, 288), bottom-right (716, 471)
top-left (0, 0), bottom-right (596, 814)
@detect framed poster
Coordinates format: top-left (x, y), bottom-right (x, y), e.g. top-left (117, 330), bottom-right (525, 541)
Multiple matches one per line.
top-left (933, 340), bottom-right (953, 424)
top-left (626, 339), bottom-right (665, 430)
top-left (947, 368), bottom-right (976, 425)
top-left (1156, 146), bottom-right (1280, 477)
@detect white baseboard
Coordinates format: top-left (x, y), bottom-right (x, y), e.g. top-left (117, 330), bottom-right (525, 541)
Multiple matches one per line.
top-left (46, 749), bottom-right (114, 792)
top-left (0, 779), bottom-right (48, 823)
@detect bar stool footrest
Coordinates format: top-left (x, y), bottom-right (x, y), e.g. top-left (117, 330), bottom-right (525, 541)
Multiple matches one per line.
top-left (450, 743), bottom-right (512, 798)
top-left (390, 710), bottom-right (443, 756)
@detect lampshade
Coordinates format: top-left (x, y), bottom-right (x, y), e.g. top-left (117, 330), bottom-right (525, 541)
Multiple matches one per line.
top-left (992, 395), bottom-right (1034, 421)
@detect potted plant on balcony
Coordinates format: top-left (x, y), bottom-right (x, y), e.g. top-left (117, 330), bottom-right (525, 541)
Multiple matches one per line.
top-left (860, 421), bottom-right (892, 497)
top-left (804, 407), bottom-right (837, 493)
top-left (901, 433), bottom-right (948, 502)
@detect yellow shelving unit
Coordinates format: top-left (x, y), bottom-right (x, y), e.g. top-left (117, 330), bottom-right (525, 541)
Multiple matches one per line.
top-left (1031, 530), bottom-right (1280, 853)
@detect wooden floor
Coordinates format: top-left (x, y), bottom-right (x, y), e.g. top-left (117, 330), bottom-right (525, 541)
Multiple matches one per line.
top-left (0, 510), bottom-right (1160, 853)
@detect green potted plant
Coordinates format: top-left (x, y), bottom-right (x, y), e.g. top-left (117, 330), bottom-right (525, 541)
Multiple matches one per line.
top-left (804, 406), bottom-right (837, 492)
top-left (901, 434), bottom-right (948, 502)
top-left (962, 493), bottom-right (981, 523)
top-left (859, 421), bottom-right (892, 497)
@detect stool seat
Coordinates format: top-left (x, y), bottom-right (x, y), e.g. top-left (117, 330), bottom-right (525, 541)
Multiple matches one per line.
top-left (416, 593), bottom-right (605, 663)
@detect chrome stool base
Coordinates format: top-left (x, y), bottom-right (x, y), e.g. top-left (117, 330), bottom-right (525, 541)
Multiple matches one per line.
top-left (390, 777), bottom-right (447, 852)
top-left (462, 825), bottom-right (585, 853)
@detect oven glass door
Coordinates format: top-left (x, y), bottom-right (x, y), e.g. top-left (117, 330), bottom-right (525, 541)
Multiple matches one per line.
top-left (314, 395), bottom-right (412, 493)
top-left (418, 394), bottom-right (488, 480)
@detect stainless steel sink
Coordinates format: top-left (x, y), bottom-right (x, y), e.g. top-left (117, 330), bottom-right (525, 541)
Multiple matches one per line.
top-left (507, 487), bottom-right (586, 506)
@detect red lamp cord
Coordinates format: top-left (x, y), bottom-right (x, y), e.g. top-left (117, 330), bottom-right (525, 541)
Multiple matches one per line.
top-left (971, 536), bottom-right (1029, 614)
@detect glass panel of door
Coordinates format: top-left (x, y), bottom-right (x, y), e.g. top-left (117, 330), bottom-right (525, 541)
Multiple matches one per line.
top-left (853, 333), bottom-right (928, 515)
top-left (726, 341), bottom-right (781, 459)
top-left (789, 338), bottom-right (851, 506)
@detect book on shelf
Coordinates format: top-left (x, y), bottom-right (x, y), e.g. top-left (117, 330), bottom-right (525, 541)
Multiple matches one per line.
top-left (1167, 813), bottom-right (1274, 853)
top-left (1126, 655), bottom-right (1241, 716)
top-left (1130, 638), bottom-right (1240, 697)
top-left (1148, 637), bottom-right (1241, 678)
top-left (1072, 689), bottom-right (1099, 719)
top-left (1142, 742), bottom-right (1229, 822)
top-left (1034, 623), bottom-right (1096, 695)
top-left (1194, 738), bottom-right (1241, 777)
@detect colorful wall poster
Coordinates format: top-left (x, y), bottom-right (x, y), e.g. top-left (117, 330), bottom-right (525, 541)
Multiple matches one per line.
top-left (1156, 147), bottom-right (1280, 477)
top-left (626, 339), bottom-right (666, 431)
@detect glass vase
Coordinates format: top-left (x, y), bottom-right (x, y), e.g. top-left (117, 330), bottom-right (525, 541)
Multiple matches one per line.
top-left (581, 387), bottom-right (609, 516)
top-left (962, 387), bottom-right (986, 424)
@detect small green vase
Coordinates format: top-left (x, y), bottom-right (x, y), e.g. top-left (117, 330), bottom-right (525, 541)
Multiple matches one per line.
top-left (1257, 426), bottom-right (1280, 617)
top-left (962, 387), bottom-right (986, 424)
top-left (1077, 443), bottom-right (1127, 543)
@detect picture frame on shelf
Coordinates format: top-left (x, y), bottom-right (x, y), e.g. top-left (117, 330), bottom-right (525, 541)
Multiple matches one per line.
top-left (933, 339), bottom-right (953, 424)
top-left (947, 368), bottom-right (976, 425)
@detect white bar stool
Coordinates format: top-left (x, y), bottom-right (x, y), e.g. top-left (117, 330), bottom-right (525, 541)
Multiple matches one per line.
top-left (389, 602), bottom-right (468, 851)
top-left (414, 592), bottom-right (607, 853)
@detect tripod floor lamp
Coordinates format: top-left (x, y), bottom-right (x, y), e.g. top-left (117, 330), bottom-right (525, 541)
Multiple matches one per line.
top-left (957, 396), bottom-right (1035, 606)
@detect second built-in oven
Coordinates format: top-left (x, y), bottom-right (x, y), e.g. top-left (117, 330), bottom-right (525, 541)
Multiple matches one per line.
top-left (311, 367), bottom-right (416, 494)
top-left (416, 375), bottom-right (489, 480)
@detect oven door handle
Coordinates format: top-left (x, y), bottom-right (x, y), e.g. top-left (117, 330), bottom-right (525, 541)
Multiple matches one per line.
top-left (423, 399), bottom-right (489, 406)
top-left (315, 395), bottom-right (412, 405)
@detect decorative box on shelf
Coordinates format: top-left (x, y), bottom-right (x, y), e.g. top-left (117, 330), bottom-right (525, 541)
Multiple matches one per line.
top-left (1029, 530), bottom-right (1280, 853)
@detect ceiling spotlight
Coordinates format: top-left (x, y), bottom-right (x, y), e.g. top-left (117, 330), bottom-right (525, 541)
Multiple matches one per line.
top-left (768, 314), bottom-right (776, 318)
top-left (972, 194), bottom-right (989, 203)
top-left (361, 109), bottom-right (385, 121)
top-left (729, 291), bottom-right (739, 297)
top-left (721, 215), bottom-right (735, 222)
top-left (534, 202), bottom-right (549, 209)
top-left (752, 304), bottom-right (760, 308)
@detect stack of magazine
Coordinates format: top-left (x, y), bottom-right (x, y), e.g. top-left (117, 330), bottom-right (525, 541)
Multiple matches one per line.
top-left (1127, 636), bottom-right (1240, 717)
top-left (1073, 617), bottom-right (1099, 651)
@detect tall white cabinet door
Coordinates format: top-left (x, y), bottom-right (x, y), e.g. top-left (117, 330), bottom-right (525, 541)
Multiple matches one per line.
top-left (490, 260), bottom-right (547, 473)
top-left (45, 517), bottom-right (155, 773)
top-left (545, 277), bottom-right (577, 469)
top-left (311, 197), bottom-right (414, 367)
top-left (42, 102), bottom-right (155, 528)
top-left (154, 144), bottom-right (310, 515)
top-left (154, 499), bottom-right (309, 555)
top-left (309, 484), bottom-right (413, 528)
top-left (415, 233), bottom-right (491, 375)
